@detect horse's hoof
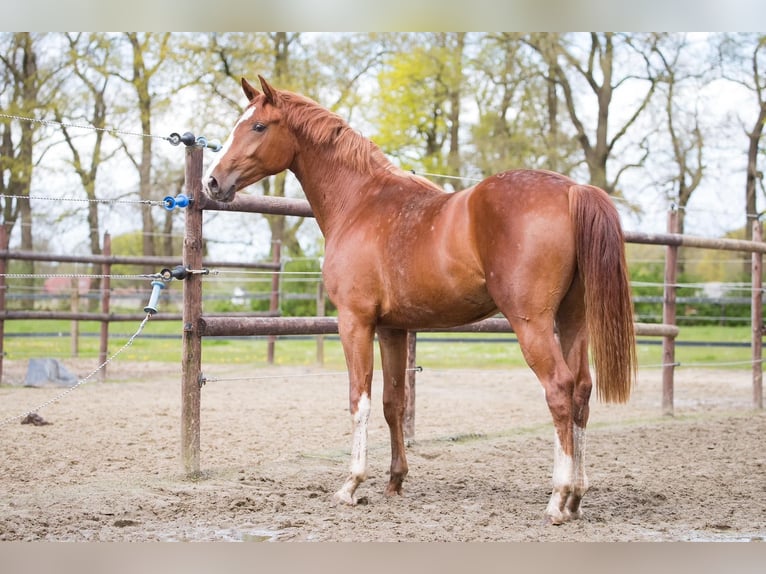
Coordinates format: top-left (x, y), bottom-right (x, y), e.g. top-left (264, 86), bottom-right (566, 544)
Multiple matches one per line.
top-left (543, 516), bottom-right (565, 526)
top-left (384, 481), bottom-right (404, 497)
top-left (332, 491), bottom-right (357, 506)
top-left (565, 494), bottom-right (585, 520)
top-left (543, 509), bottom-right (570, 526)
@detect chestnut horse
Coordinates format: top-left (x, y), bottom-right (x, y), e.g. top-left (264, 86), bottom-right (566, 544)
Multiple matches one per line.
top-left (203, 76), bottom-right (636, 524)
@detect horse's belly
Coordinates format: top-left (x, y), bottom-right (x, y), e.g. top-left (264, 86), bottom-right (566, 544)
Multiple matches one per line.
top-left (378, 285), bottom-right (497, 330)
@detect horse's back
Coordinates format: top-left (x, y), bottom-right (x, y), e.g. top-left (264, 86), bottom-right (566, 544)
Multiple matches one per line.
top-left (469, 169), bottom-right (575, 211)
top-left (468, 169), bottom-right (577, 256)
top-left (324, 169), bottom-right (580, 330)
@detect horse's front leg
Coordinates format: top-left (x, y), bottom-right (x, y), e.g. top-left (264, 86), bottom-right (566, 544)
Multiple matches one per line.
top-left (333, 317), bottom-right (375, 506)
top-left (377, 327), bottom-right (409, 496)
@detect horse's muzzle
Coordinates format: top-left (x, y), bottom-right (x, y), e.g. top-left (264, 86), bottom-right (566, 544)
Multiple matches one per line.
top-left (202, 175), bottom-right (236, 203)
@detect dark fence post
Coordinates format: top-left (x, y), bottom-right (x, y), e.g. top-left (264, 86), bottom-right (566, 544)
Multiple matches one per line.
top-left (662, 209), bottom-right (679, 416)
top-left (316, 280), bottom-right (325, 366)
top-left (267, 240), bottom-right (281, 364)
top-left (70, 277), bottom-right (79, 357)
top-left (404, 331), bottom-right (417, 439)
top-left (752, 219), bottom-right (763, 409)
top-left (0, 226), bottom-right (7, 384)
top-left (181, 146), bottom-right (204, 477)
top-left (99, 232), bottom-right (111, 381)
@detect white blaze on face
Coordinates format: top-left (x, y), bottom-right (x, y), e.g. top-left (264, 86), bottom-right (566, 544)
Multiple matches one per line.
top-left (204, 105), bottom-right (257, 182)
top-left (349, 392), bottom-right (372, 479)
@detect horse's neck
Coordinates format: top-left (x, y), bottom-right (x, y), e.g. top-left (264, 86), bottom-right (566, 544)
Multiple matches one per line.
top-left (290, 147), bottom-right (385, 236)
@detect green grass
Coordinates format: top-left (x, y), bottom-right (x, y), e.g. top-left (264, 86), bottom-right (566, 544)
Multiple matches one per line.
top-left (0, 319), bottom-right (759, 371)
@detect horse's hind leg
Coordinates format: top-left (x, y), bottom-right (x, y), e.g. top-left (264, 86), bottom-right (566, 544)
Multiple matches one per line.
top-left (377, 327), bottom-right (409, 496)
top-left (505, 313), bottom-right (579, 525)
top-left (556, 275), bottom-right (593, 520)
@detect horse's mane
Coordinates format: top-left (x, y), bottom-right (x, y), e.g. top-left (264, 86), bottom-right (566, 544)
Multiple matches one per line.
top-left (278, 90), bottom-right (443, 193)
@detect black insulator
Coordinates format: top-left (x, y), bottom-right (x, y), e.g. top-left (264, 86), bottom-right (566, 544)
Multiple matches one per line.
top-left (180, 132), bottom-right (196, 146)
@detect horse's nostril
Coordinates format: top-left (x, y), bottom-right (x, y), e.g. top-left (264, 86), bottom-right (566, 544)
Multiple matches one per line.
top-left (206, 175), bottom-right (219, 193)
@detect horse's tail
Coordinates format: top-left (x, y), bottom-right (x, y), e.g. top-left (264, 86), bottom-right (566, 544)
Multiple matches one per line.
top-left (569, 184), bottom-right (636, 403)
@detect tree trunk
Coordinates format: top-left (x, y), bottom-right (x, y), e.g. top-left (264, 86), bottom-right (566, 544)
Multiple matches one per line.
top-left (745, 100), bottom-right (766, 241)
top-left (446, 33), bottom-right (465, 190)
top-left (126, 33), bottom-right (157, 273)
top-left (1, 33), bottom-right (41, 309)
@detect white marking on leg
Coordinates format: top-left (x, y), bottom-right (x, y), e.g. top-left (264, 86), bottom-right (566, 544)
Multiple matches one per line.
top-left (349, 392), bottom-right (371, 478)
top-left (572, 424), bottom-right (588, 492)
top-left (546, 429), bottom-right (574, 524)
top-left (551, 429), bottom-right (574, 489)
top-left (567, 424), bottom-right (589, 519)
top-left (204, 106), bottom-right (256, 181)
top-left (334, 392), bottom-right (371, 505)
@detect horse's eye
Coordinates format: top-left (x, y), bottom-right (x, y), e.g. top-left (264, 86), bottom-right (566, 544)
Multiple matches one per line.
top-left (253, 122), bottom-right (266, 133)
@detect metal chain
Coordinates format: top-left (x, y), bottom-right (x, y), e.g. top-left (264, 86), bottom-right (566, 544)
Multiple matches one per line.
top-left (0, 193), bottom-right (164, 207)
top-left (201, 366), bottom-right (423, 384)
top-left (0, 112), bottom-right (170, 142)
top-left (212, 269), bottom-right (322, 276)
top-left (201, 370), bottom-right (350, 384)
top-left (0, 313), bottom-right (152, 428)
top-left (0, 273), bottom-right (151, 280)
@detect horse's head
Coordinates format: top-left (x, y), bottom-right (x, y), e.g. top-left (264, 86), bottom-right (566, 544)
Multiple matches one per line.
top-left (203, 76), bottom-right (298, 202)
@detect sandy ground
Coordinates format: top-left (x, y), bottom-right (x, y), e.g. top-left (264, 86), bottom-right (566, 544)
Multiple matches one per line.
top-left (0, 358), bottom-right (764, 542)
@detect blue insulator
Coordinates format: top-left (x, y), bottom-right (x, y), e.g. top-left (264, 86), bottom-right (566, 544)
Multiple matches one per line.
top-left (195, 136), bottom-right (208, 148)
top-left (144, 280), bottom-right (166, 315)
top-left (163, 193), bottom-right (190, 211)
top-left (208, 139), bottom-right (223, 152)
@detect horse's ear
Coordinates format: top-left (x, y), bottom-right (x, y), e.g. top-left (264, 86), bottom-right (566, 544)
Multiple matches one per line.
top-left (241, 77), bottom-right (260, 102)
top-left (258, 75), bottom-right (279, 106)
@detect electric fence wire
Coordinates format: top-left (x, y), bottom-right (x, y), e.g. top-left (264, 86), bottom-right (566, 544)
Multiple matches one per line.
top-left (0, 112), bottom-right (171, 143)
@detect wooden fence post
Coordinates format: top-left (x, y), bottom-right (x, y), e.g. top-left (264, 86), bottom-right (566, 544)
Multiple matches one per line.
top-left (316, 280), bottom-right (325, 366)
top-left (70, 277), bottom-right (79, 357)
top-left (99, 232), bottom-right (111, 381)
top-left (267, 241), bottom-right (281, 364)
top-left (181, 146), bottom-right (204, 477)
top-left (662, 209), bottom-right (679, 416)
top-left (0, 226), bottom-right (6, 384)
top-left (752, 219), bottom-right (763, 409)
top-left (404, 331), bottom-right (417, 439)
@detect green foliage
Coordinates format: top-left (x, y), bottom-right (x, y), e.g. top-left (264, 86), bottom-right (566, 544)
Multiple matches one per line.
top-left (202, 258), bottom-right (333, 318)
top-left (110, 231), bottom-right (144, 257)
top-left (468, 34), bottom-right (572, 175)
top-left (374, 38), bottom-right (458, 173)
top-left (109, 231), bottom-right (160, 290)
top-left (278, 258), bottom-right (330, 317)
top-left (627, 242), bottom-right (755, 326)
top-left (627, 243), bottom-right (666, 323)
